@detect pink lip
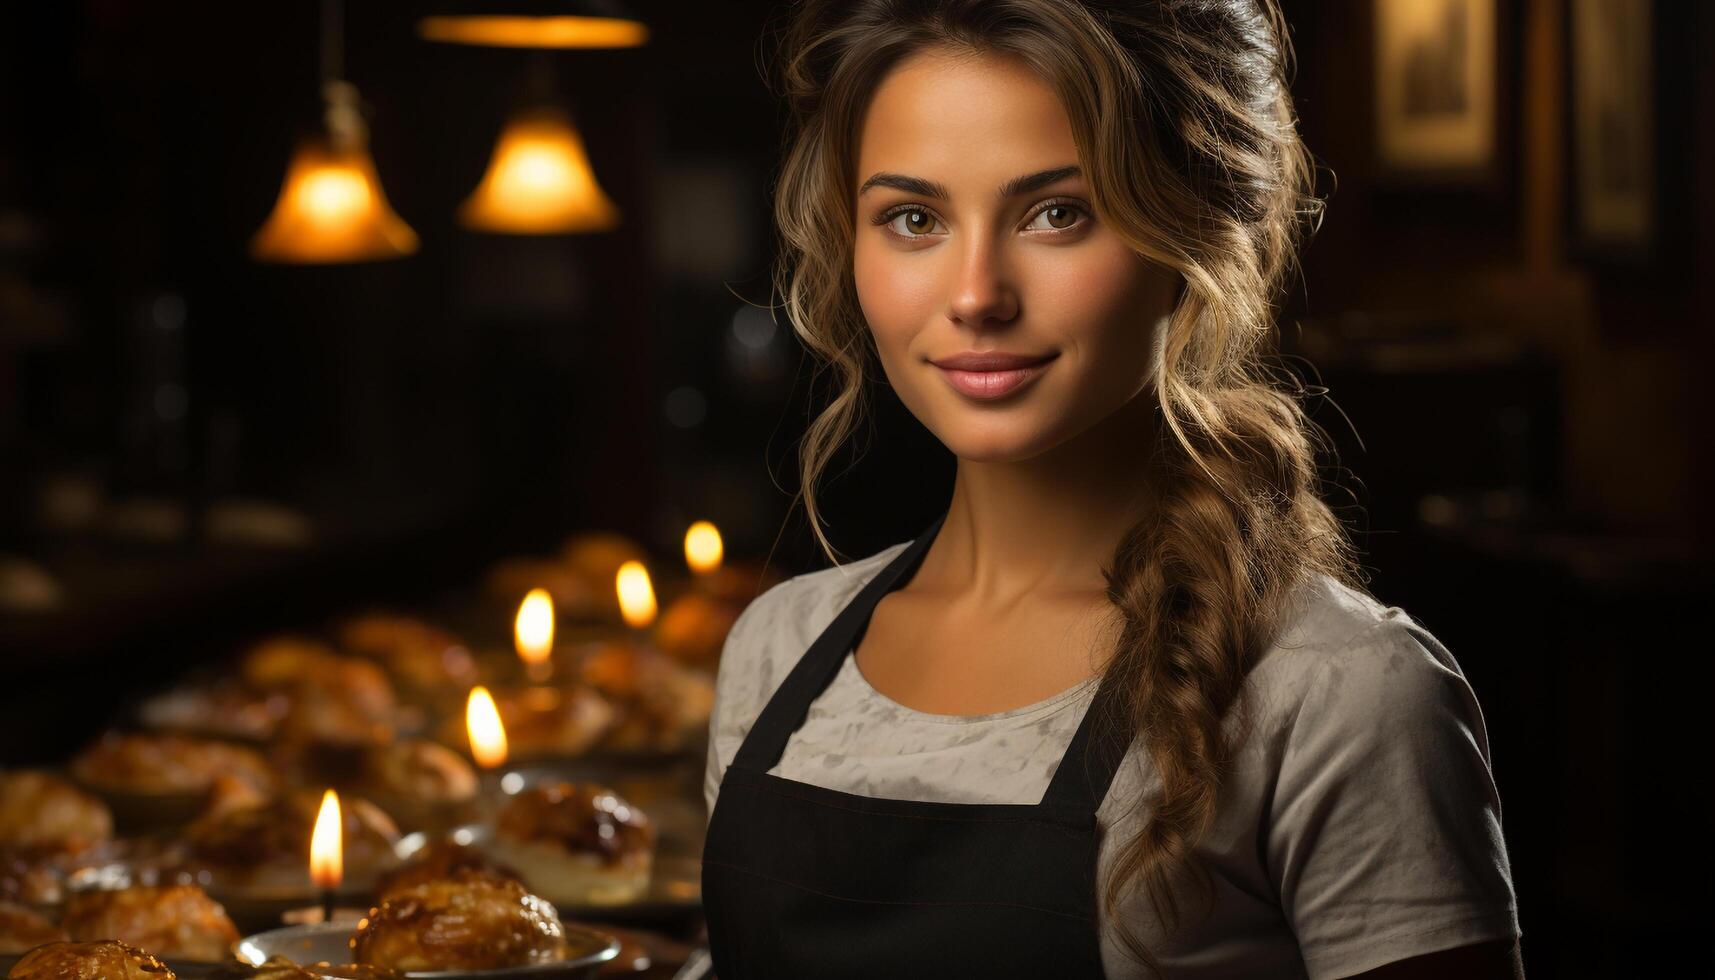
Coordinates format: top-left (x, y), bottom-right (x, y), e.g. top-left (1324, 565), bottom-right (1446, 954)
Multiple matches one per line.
top-left (929, 351), bottom-right (1057, 400)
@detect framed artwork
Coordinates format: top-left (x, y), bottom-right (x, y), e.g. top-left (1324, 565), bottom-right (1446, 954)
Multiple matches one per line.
top-left (1373, 0), bottom-right (1499, 180)
top-left (1567, 0), bottom-right (1655, 256)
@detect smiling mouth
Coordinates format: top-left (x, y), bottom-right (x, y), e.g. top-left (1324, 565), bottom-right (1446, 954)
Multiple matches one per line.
top-left (929, 352), bottom-right (1058, 401)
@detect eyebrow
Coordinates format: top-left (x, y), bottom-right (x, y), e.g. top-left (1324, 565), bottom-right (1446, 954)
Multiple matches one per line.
top-left (856, 165), bottom-right (1082, 200)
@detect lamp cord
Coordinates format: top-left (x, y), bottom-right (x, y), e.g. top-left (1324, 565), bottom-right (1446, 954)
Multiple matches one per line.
top-left (320, 0), bottom-right (344, 85)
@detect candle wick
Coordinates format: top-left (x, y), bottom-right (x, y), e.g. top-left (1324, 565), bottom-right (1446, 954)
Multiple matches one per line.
top-left (321, 888), bottom-right (335, 924)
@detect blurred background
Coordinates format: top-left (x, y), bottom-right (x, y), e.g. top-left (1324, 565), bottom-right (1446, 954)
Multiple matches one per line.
top-left (0, 1), bottom-right (1708, 976)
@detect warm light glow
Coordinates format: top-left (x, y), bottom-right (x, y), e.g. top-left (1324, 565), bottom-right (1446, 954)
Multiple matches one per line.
top-left (684, 521), bottom-right (723, 575)
top-left (465, 685), bottom-right (508, 770)
top-left (514, 588), bottom-right (555, 680)
top-left (309, 789), bottom-right (343, 890)
top-left (615, 560), bottom-right (658, 630)
top-left (250, 138), bottom-right (419, 263)
top-left (418, 15), bottom-right (649, 49)
top-left (458, 107), bottom-right (619, 235)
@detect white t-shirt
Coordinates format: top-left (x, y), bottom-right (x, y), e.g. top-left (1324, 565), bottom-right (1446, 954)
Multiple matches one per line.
top-left (704, 539), bottom-right (1522, 979)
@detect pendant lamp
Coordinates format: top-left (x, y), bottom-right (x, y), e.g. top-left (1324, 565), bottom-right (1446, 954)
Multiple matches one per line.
top-left (417, 0), bottom-right (648, 50)
top-left (458, 103), bottom-right (619, 235)
top-left (251, 1), bottom-right (418, 263)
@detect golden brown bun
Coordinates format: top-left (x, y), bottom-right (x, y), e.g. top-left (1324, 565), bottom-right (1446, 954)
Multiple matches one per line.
top-left (136, 682), bottom-right (289, 742)
top-left (6, 940), bottom-right (174, 979)
top-left (437, 685), bottom-right (614, 761)
top-left (69, 734), bottom-right (274, 797)
top-left (0, 772), bottom-right (112, 852)
top-left (376, 841), bottom-right (523, 902)
top-left (186, 791), bottom-right (399, 890)
top-left (495, 782), bottom-right (653, 865)
top-left (0, 901), bottom-right (67, 955)
top-left (351, 876), bottom-right (565, 972)
top-left (61, 885), bottom-right (238, 962)
top-left (336, 613), bottom-right (479, 697)
top-left (239, 635), bottom-right (340, 689)
top-left (0, 850), bottom-right (65, 906)
top-left (365, 741), bottom-right (477, 805)
top-left (652, 592), bottom-right (742, 667)
top-left (559, 533), bottom-right (647, 591)
top-left (578, 644), bottom-right (714, 752)
top-left (485, 558), bottom-right (604, 620)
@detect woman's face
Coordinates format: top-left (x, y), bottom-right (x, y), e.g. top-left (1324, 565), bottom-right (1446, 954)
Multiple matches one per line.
top-left (852, 47), bottom-right (1178, 463)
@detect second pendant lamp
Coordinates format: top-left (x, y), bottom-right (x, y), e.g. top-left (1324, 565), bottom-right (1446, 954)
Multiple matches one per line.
top-left (459, 89), bottom-right (619, 235)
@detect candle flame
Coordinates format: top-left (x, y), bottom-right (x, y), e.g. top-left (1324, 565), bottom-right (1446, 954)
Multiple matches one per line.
top-left (465, 685), bottom-right (508, 769)
top-left (615, 560), bottom-right (658, 629)
top-left (684, 521), bottom-right (723, 575)
top-left (309, 789), bottom-right (342, 889)
top-left (514, 588), bottom-right (555, 670)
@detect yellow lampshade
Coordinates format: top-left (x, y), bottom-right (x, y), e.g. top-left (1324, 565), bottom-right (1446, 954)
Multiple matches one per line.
top-left (251, 82), bottom-right (418, 264)
top-left (418, 15), bottom-right (648, 49)
top-left (250, 138), bottom-right (420, 263)
top-left (458, 106), bottom-right (619, 234)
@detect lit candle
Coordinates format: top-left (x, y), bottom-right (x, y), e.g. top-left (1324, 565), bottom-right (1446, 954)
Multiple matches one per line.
top-left (684, 520), bottom-right (724, 579)
top-left (615, 560), bottom-right (657, 633)
top-left (514, 588), bottom-right (555, 683)
top-left (309, 789), bottom-right (342, 924)
top-left (466, 685), bottom-right (509, 771)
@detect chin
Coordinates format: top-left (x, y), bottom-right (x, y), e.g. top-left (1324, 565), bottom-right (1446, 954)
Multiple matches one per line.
top-left (921, 407), bottom-right (1069, 463)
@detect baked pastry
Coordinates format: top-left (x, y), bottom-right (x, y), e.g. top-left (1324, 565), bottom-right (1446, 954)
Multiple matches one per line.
top-left (362, 741), bottom-right (478, 832)
top-left (6, 940), bottom-right (174, 979)
top-left (485, 558), bottom-right (603, 621)
top-left (69, 733), bottom-right (274, 798)
top-left (185, 792), bottom-right (399, 891)
top-left (375, 840), bottom-right (522, 901)
top-left (0, 849), bottom-right (65, 906)
top-left (239, 635), bottom-right (341, 690)
top-left (491, 782), bottom-right (654, 905)
top-left (240, 637), bottom-right (397, 749)
top-left (436, 685), bottom-right (614, 761)
top-left (652, 591), bottom-right (742, 667)
top-left (579, 643), bottom-right (714, 753)
top-left (350, 874), bottom-right (566, 972)
top-left (0, 771), bottom-right (112, 853)
top-left (136, 681), bottom-right (289, 742)
top-left (0, 900), bottom-right (67, 954)
top-left (61, 884), bottom-right (239, 962)
top-left (336, 613), bottom-right (479, 698)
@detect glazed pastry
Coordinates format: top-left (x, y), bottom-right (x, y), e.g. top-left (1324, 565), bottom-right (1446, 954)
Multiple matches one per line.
top-left (652, 591), bottom-right (742, 667)
top-left (0, 849), bottom-right (64, 906)
top-left (336, 613), bottom-right (478, 697)
top-left (365, 741), bottom-right (476, 805)
top-left (239, 635), bottom-right (341, 690)
top-left (375, 841), bottom-right (523, 901)
top-left (350, 874), bottom-right (566, 972)
top-left (6, 939), bottom-right (174, 979)
top-left (276, 660), bottom-right (397, 749)
top-left (136, 682), bottom-right (289, 742)
top-left (362, 741), bottom-right (478, 832)
top-left (491, 782), bottom-right (654, 905)
top-left (485, 558), bottom-right (602, 620)
top-left (69, 733), bottom-right (274, 797)
top-left (186, 792), bottom-right (399, 891)
top-left (0, 900), bottom-right (67, 955)
top-left (61, 884), bottom-right (239, 962)
top-left (579, 643), bottom-right (714, 753)
top-left (0, 771), bottom-right (112, 853)
top-left (436, 685), bottom-right (614, 761)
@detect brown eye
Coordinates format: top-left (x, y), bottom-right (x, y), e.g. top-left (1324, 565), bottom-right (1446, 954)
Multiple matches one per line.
top-left (887, 208), bottom-right (939, 237)
top-left (1026, 203), bottom-right (1085, 232)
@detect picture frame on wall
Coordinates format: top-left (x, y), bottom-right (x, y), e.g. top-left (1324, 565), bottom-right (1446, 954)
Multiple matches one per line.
top-left (1372, 0), bottom-right (1500, 182)
top-left (1567, 0), bottom-right (1655, 259)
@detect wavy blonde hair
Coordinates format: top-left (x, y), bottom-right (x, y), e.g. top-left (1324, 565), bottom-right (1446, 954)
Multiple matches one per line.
top-left (766, 0), bottom-right (1366, 971)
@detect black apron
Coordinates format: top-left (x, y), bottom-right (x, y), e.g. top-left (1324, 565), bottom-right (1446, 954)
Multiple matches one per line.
top-left (701, 512), bottom-right (1130, 978)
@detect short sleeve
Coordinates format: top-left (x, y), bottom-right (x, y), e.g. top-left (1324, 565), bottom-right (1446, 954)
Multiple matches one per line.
top-left (702, 583), bottom-right (784, 821)
top-left (1267, 618), bottom-right (1521, 979)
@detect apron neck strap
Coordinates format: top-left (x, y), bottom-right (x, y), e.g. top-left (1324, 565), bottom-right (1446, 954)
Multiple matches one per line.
top-left (731, 511), bottom-right (946, 773)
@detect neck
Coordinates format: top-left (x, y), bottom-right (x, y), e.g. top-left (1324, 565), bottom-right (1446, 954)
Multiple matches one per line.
top-left (920, 392), bottom-right (1159, 602)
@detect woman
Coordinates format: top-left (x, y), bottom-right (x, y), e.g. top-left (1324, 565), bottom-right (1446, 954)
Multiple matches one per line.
top-left (702, 1), bottom-right (1523, 977)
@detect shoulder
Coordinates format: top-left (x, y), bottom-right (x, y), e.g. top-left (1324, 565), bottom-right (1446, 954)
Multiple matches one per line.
top-left (709, 538), bottom-right (913, 734)
top-left (1247, 572), bottom-right (1483, 750)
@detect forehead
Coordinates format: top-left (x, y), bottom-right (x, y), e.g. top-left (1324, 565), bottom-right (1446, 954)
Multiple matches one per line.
top-left (855, 47), bottom-right (1077, 188)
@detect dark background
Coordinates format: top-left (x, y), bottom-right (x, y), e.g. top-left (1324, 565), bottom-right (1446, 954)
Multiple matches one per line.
top-left (2, 2), bottom-right (1711, 976)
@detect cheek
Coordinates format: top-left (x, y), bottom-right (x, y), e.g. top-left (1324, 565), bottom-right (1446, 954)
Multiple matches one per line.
top-left (1040, 244), bottom-right (1161, 372)
top-left (854, 242), bottom-right (942, 360)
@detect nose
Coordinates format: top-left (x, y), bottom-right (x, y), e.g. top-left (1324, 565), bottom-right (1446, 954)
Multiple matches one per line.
top-left (946, 236), bottom-right (1019, 329)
